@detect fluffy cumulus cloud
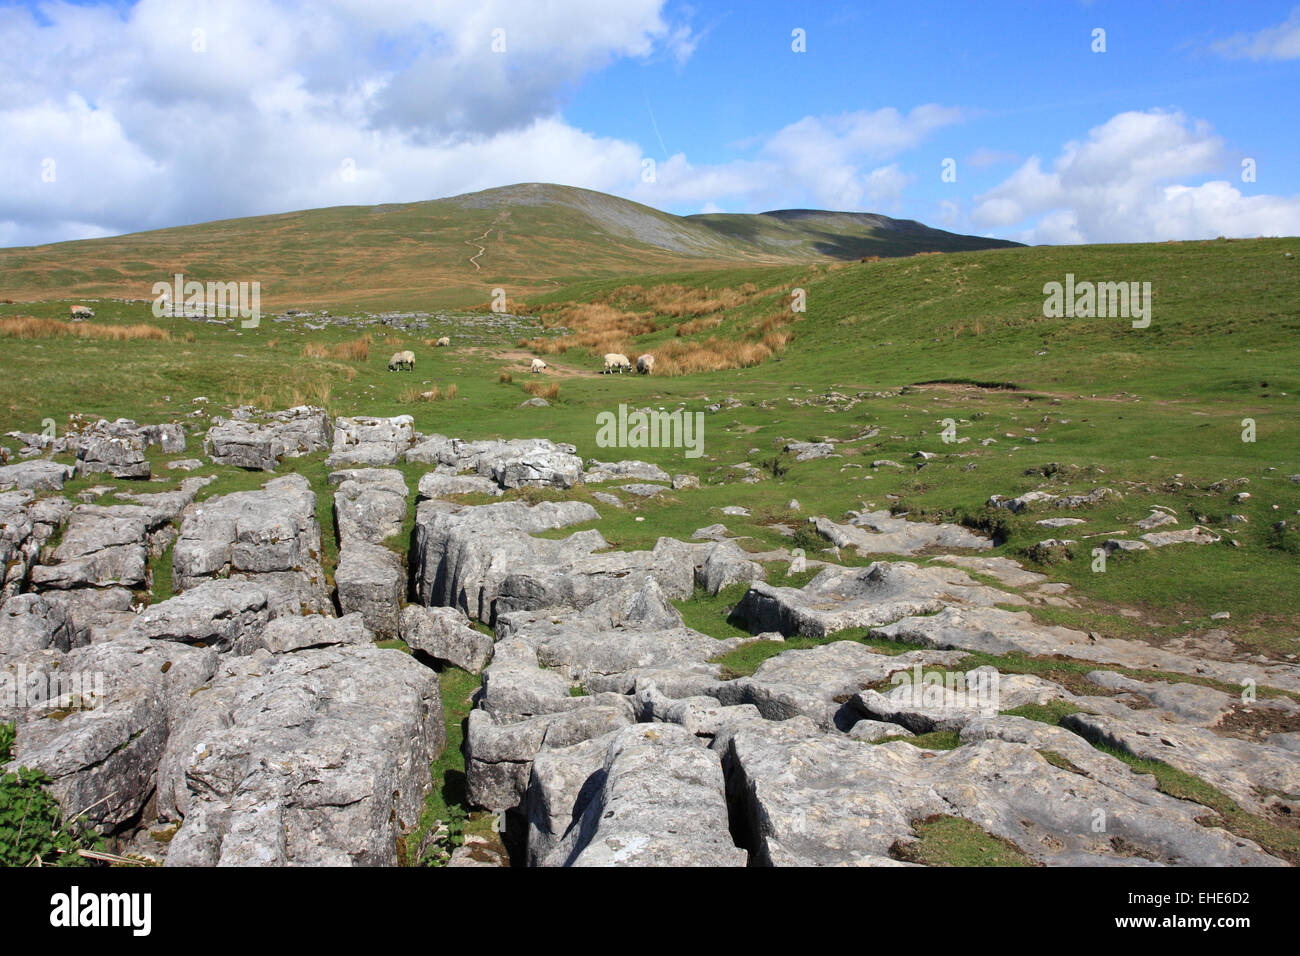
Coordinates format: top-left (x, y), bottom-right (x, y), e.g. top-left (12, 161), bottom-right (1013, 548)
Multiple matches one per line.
top-left (972, 110), bottom-right (1300, 243)
top-left (0, 0), bottom-right (965, 245)
top-left (0, 0), bottom-right (688, 245)
top-left (628, 106), bottom-right (961, 212)
top-left (1211, 6), bottom-right (1300, 60)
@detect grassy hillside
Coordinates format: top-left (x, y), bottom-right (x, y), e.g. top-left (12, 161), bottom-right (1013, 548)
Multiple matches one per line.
top-left (4, 230), bottom-right (1299, 865)
top-left (1, 234), bottom-right (1297, 650)
top-left (0, 183), bottom-right (1018, 310)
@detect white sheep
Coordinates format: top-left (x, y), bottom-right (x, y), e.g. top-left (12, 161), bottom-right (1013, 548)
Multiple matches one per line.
top-left (436, 336), bottom-right (450, 347)
top-left (388, 349), bottom-right (416, 371)
top-left (602, 352), bottom-right (632, 374)
top-left (530, 358), bottom-right (548, 373)
top-left (70, 305), bottom-right (94, 318)
top-left (636, 353), bottom-right (655, 375)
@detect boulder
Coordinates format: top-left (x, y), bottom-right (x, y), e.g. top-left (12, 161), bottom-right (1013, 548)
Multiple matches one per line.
top-left (326, 415), bottom-right (415, 467)
top-left (583, 459), bottom-right (671, 484)
top-left (234, 611), bottom-right (372, 655)
top-left (400, 604), bottom-right (493, 673)
top-left (204, 406), bottom-right (331, 470)
top-left (75, 434), bottom-right (150, 479)
top-left (0, 460), bottom-right (75, 492)
top-left (159, 646), bottom-right (443, 865)
top-left (331, 468), bottom-right (408, 547)
top-left (4, 637), bottom-right (218, 830)
top-left (335, 543), bottom-right (404, 639)
top-left (126, 579), bottom-right (270, 650)
top-left (542, 724), bottom-right (747, 866)
top-left (171, 474), bottom-right (329, 615)
top-left (415, 472), bottom-right (503, 499)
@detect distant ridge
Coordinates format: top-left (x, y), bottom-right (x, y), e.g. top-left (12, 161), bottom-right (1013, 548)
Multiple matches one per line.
top-left (0, 182), bottom-right (1022, 308)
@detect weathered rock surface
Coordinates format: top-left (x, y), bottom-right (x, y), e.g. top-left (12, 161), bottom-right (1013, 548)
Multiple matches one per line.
top-left (205, 406), bottom-right (332, 470)
top-left (400, 604), bottom-right (493, 672)
top-left (234, 611), bottom-right (372, 656)
top-left (335, 542), bottom-right (404, 639)
top-left (812, 510), bottom-right (991, 556)
top-left (1063, 711), bottom-right (1300, 814)
top-left (719, 716), bottom-right (1282, 866)
top-left (172, 474), bottom-right (329, 615)
top-left (415, 472), bottom-right (503, 499)
top-left (126, 578), bottom-right (270, 650)
top-left (465, 702), bottom-right (634, 811)
top-left (75, 434), bottom-right (150, 479)
top-left (29, 503), bottom-right (164, 591)
top-left (330, 467), bottom-right (408, 546)
top-left (871, 604), bottom-right (1300, 693)
top-left (326, 414), bottom-right (415, 467)
top-left (785, 441), bottom-right (835, 462)
top-left (543, 724), bottom-right (747, 867)
top-left (0, 460), bottom-right (75, 492)
top-left (583, 459), bottom-right (670, 484)
top-left (4, 637), bottom-right (218, 829)
top-left (158, 646), bottom-right (443, 866)
top-left (735, 561), bottom-right (1021, 638)
top-left (488, 449), bottom-right (584, 489)
top-left (0, 593), bottom-right (76, 653)
top-left (696, 540), bottom-right (765, 595)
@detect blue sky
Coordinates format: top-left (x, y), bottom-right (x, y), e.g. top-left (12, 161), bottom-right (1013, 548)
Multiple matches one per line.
top-left (1, 0), bottom-right (1298, 246)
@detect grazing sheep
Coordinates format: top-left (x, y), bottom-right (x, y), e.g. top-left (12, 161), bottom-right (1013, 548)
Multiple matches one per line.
top-left (70, 305), bottom-right (94, 318)
top-left (602, 352), bottom-right (632, 374)
top-left (636, 353), bottom-right (655, 375)
top-left (436, 336), bottom-right (450, 347)
top-left (530, 358), bottom-right (548, 373)
top-left (388, 349), bottom-right (416, 371)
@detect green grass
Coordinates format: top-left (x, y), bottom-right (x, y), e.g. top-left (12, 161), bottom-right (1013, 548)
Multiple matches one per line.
top-left (890, 815), bottom-right (1038, 867)
top-left (4, 221), bottom-right (1300, 868)
top-left (404, 666), bottom-right (487, 866)
top-left (876, 729), bottom-right (963, 750)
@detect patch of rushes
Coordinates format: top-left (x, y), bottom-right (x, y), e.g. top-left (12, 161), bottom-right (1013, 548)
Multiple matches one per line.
top-left (403, 384), bottom-right (458, 403)
top-left (890, 815), bottom-right (1038, 867)
top-left (522, 381), bottom-right (559, 401)
top-left (519, 280), bottom-right (796, 375)
top-left (301, 334), bottom-right (371, 362)
top-left (0, 315), bottom-right (168, 341)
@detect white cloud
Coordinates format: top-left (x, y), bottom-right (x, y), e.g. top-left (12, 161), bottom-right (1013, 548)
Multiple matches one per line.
top-left (630, 106), bottom-right (962, 212)
top-left (972, 109), bottom-right (1300, 243)
top-left (1211, 6), bottom-right (1300, 60)
top-left (0, 0), bottom-right (695, 245)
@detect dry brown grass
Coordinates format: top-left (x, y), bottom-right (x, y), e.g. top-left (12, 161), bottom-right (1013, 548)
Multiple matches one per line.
top-left (301, 335), bottom-right (371, 361)
top-left (498, 372), bottom-right (513, 384)
top-left (651, 336), bottom-right (775, 375)
top-left (606, 282), bottom-right (758, 317)
top-left (521, 280), bottom-right (793, 375)
top-left (403, 383), bottom-right (458, 403)
top-left (675, 316), bottom-right (723, 336)
top-left (0, 315), bottom-right (169, 341)
top-left (523, 381), bottom-right (559, 401)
